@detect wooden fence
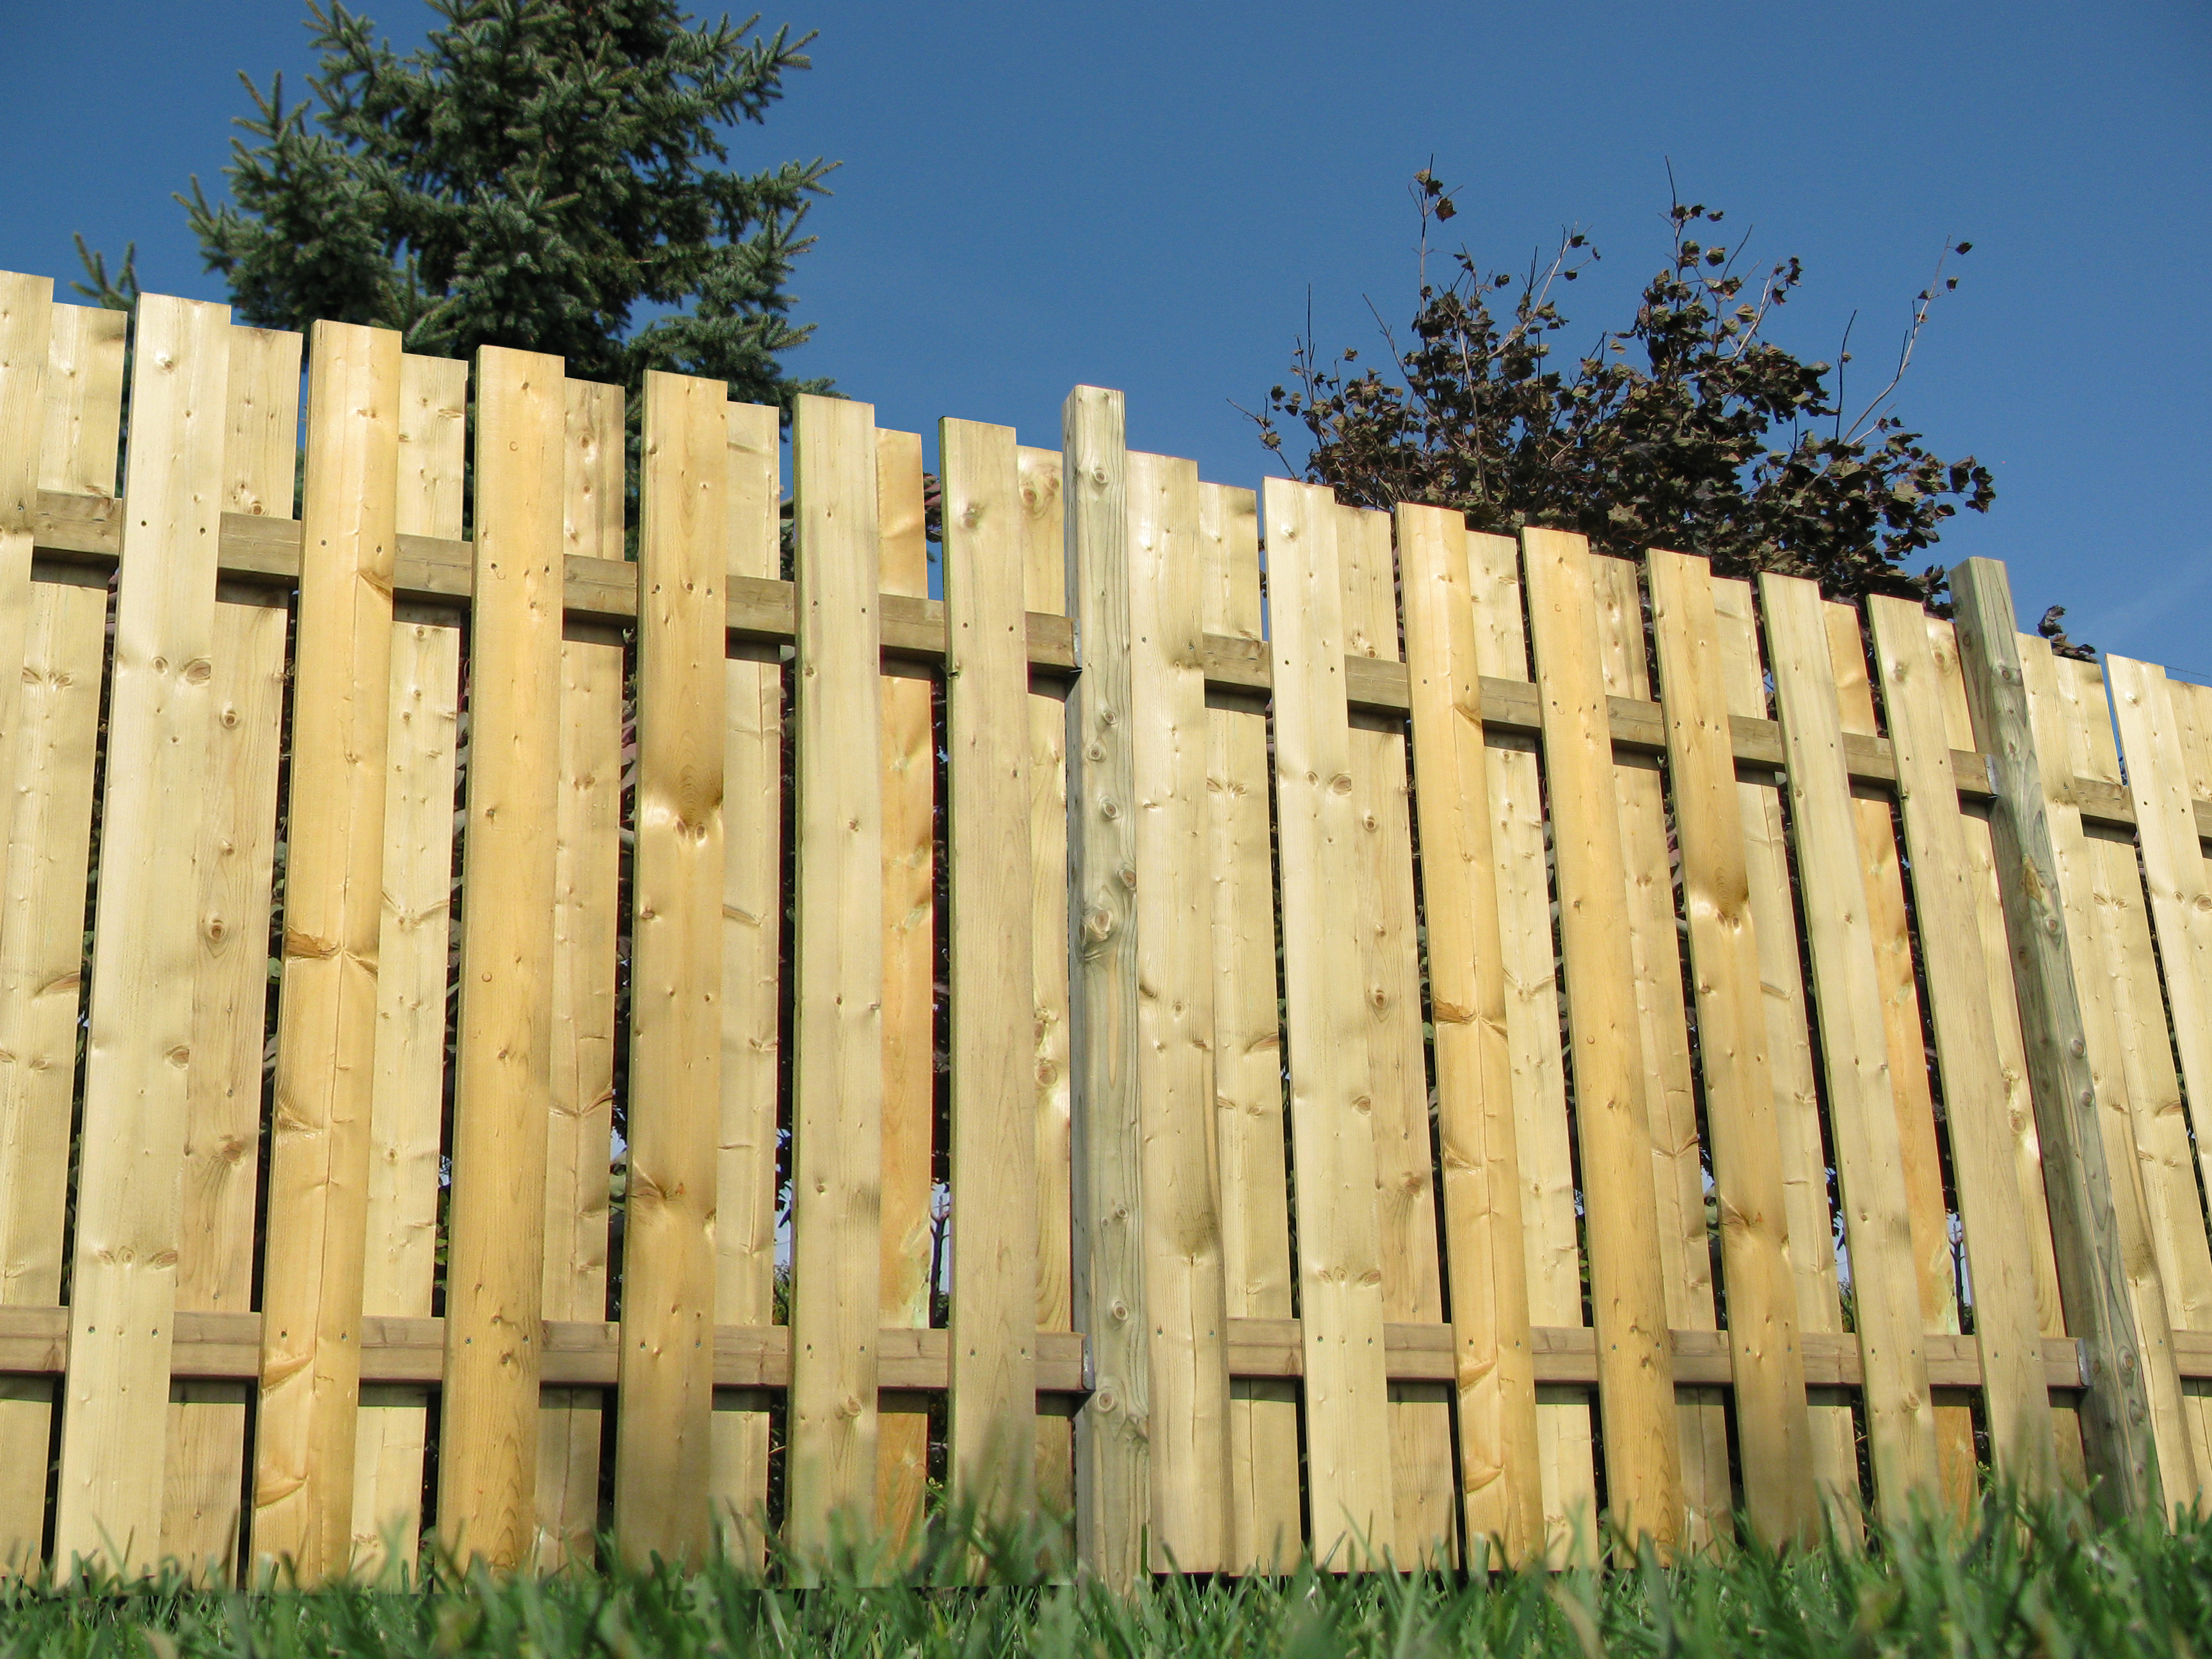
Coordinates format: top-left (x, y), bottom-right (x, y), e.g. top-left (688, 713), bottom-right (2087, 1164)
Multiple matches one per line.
top-left (0, 271), bottom-right (2209, 1585)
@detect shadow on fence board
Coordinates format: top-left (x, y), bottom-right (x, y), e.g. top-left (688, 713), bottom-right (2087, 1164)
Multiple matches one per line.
top-left (0, 270), bottom-right (2208, 1587)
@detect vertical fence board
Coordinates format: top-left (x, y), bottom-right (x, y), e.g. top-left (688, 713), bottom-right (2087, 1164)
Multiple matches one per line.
top-left (1761, 573), bottom-right (1941, 1516)
top-left (1590, 554), bottom-right (1730, 1547)
top-left (1201, 481), bottom-right (1301, 1573)
top-left (1867, 597), bottom-right (2057, 1491)
top-left (1823, 602), bottom-right (1978, 1511)
top-left (1020, 445), bottom-right (1077, 1553)
top-left (54, 293), bottom-right (232, 1574)
top-left (1127, 452), bottom-right (1229, 1569)
top-left (1522, 528), bottom-right (1683, 1551)
top-left (0, 273), bottom-right (52, 810)
top-left (38, 303), bottom-right (124, 499)
top-left (351, 354), bottom-right (465, 1573)
top-left (1710, 577), bottom-right (1859, 1510)
top-left (1646, 550), bottom-right (1818, 1545)
top-left (613, 372), bottom-right (728, 1566)
top-left (787, 393), bottom-right (885, 1559)
top-left (943, 419), bottom-right (1039, 1521)
top-left (1064, 387), bottom-right (1146, 1588)
top-left (873, 428), bottom-right (934, 1548)
top-left (711, 401), bottom-right (783, 1557)
top-left (1398, 504), bottom-right (1543, 1563)
top-left (438, 346), bottom-right (566, 1568)
top-left (252, 321), bottom-right (399, 1582)
top-left (535, 378), bottom-right (625, 1569)
top-left (0, 573), bottom-right (107, 1566)
top-left (1263, 478), bottom-right (1393, 1564)
top-left (1955, 555), bottom-right (2165, 1515)
top-left (1468, 530), bottom-right (1598, 1564)
top-left (1338, 505), bottom-right (1454, 1566)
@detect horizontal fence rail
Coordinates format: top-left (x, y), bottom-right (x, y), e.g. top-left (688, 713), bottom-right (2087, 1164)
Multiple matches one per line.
top-left (1, 271), bottom-right (2211, 1587)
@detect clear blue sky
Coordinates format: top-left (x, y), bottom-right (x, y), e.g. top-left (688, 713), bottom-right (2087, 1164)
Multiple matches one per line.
top-left (4, 0), bottom-right (2206, 673)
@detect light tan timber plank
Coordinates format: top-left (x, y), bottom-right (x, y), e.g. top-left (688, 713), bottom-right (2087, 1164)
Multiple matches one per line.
top-left (165, 613), bottom-right (286, 1585)
top-left (1125, 452), bottom-right (1229, 1569)
top-left (1263, 479), bottom-right (1393, 1566)
top-left (221, 326), bottom-right (302, 520)
top-left (1646, 550), bottom-right (1817, 1545)
top-left (611, 373), bottom-right (728, 1567)
top-left (1760, 573), bottom-right (1941, 1518)
top-left (1867, 596), bottom-right (2056, 1493)
top-left (1339, 505), bottom-right (1453, 1567)
top-left (1590, 554), bottom-right (1730, 1549)
top-left (534, 378), bottom-right (624, 1570)
top-left (1021, 444), bottom-right (1077, 1557)
top-left (1927, 617), bottom-right (2083, 1477)
top-left (786, 393), bottom-right (885, 1563)
top-left (0, 273), bottom-right (53, 830)
top-left (1822, 601), bottom-right (1979, 1514)
top-left (1469, 529), bottom-right (1598, 1566)
top-left (38, 303), bottom-right (125, 499)
top-left (2079, 657), bottom-right (2212, 1503)
top-left (1398, 504), bottom-right (1542, 1564)
top-left (873, 428), bottom-right (934, 1551)
top-left (1064, 387), bottom-right (1147, 1589)
top-left (2108, 657), bottom-right (2212, 1286)
top-left (0, 575), bottom-right (106, 1568)
top-left (1521, 529), bottom-right (1683, 1553)
top-left (350, 353), bottom-right (465, 1576)
top-left (1710, 577), bottom-right (1859, 1516)
top-left (1202, 481), bottom-right (1299, 1574)
top-left (943, 418), bottom-right (1041, 1526)
top-left (52, 294), bottom-right (232, 1575)
top-left (1958, 559), bottom-right (2167, 1516)
top-left (437, 346), bottom-right (566, 1569)
top-left (247, 321), bottom-right (397, 1583)
top-left (710, 400), bottom-right (783, 1561)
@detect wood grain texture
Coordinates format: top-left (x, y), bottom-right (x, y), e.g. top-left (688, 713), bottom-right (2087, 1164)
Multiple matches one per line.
top-left (350, 352), bottom-right (465, 1575)
top-left (1397, 503), bottom-right (1542, 1564)
top-left (535, 378), bottom-right (624, 1571)
top-left (38, 303), bottom-right (125, 499)
top-left (1263, 478), bottom-right (1393, 1566)
top-left (785, 393), bottom-right (885, 1562)
top-left (943, 419), bottom-right (1039, 1523)
top-left (1867, 596), bottom-right (2056, 1493)
top-left (1201, 483), bottom-right (1299, 1574)
top-left (0, 575), bottom-right (107, 1567)
top-left (1468, 529), bottom-right (1598, 1566)
top-left (872, 428), bottom-right (933, 1549)
top-left (1021, 444), bottom-right (1077, 1554)
top-left (1589, 555), bottom-right (1730, 1549)
top-left (1710, 577), bottom-right (1860, 1514)
top-left (1760, 572), bottom-right (1940, 1518)
top-left (252, 320), bottom-right (401, 1583)
top-left (1646, 550), bottom-right (1817, 1545)
top-left (438, 345), bottom-right (566, 1569)
top-left (612, 373), bottom-right (728, 1567)
top-left (0, 273), bottom-right (53, 823)
top-left (1064, 387), bottom-right (1147, 1589)
top-left (1126, 451), bottom-right (1229, 1569)
top-left (1521, 529), bottom-right (1682, 1553)
top-left (1951, 558), bottom-right (2165, 1516)
top-left (711, 400), bottom-right (783, 1560)
top-left (1338, 506), bottom-right (1454, 1567)
top-left (54, 293), bottom-right (232, 1575)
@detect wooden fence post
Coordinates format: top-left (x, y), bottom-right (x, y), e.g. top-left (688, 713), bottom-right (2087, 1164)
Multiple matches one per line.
top-left (1063, 386), bottom-right (1148, 1588)
top-left (1950, 556), bottom-right (2163, 1516)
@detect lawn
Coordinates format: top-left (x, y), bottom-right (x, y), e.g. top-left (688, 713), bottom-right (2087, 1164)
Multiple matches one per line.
top-left (2, 1494), bottom-right (2204, 1656)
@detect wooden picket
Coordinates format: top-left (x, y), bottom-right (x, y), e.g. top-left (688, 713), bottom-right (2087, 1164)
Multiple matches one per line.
top-left (10, 267), bottom-right (2212, 1583)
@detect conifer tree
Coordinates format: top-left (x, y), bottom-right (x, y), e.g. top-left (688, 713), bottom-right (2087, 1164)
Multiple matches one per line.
top-left (83, 0), bottom-right (833, 409)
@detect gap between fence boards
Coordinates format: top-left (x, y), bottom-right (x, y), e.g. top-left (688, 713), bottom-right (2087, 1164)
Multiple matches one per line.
top-left (31, 492), bottom-right (2185, 838)
top-left (0, 1307), bottom-right (2151, 1393)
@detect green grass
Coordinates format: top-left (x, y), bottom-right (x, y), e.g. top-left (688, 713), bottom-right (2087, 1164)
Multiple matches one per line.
top-left (3, 1494), bottom-right (2206, 1657)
